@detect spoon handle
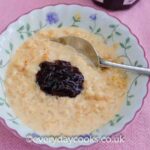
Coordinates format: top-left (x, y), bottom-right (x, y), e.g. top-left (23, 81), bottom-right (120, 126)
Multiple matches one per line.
top-left (100, 58), bottom-right (150, 76)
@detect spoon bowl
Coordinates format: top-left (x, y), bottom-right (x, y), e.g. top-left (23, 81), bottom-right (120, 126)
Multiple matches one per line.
top-left (52, 36), bottom-right (99, 66)
top-left (52, 36), bottom-right (150, 76)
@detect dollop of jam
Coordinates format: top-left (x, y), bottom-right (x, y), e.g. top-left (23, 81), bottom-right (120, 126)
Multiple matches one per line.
top-left (36, 60), bottom-right (84, 98)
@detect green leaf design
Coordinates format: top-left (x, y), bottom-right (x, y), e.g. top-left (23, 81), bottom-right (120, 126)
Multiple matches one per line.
top-left (126, 37), bottom-right (130, 44)
top-left (0, 60), bottom-right (2, 66)
top-left (26, 23), bottom-right (30, 31)
top-left (126, 75), bottom-right (141, 107)
top-left (96, 28), bottom-right (101, 33)
top-left (115, 32), bottom-right (121, 36)
top-left (12, 120), bottom-right (18, 125)
top-left (109, 120), bottom-right (114, 126)
top-left (115, 114), bottom-right (120, 117)
top-left (135, 80), bottom-right (138, 86)
top-left (120, 43), bottom-right (125, 49)
top-left (73, 16), bottom-right (76, 22)
top-left (89, 26), bottom-right (93, 31)
top-left (116, 116), bottom-right (123, 123)
top-left (109, 24), bottom-right (116, 28)
top-left (9, 43), bottom-right (13, 50)
top-left (127, 100), bottom-right (131, 106)
top-left (27, 32), bottom-right (32, 37)
top-left (20, 34), bottom-right (24, 39)
top-left (5, 49), bottom-right (10, 54)
top-left (134, 60), bottom-right (138, 66)
top-left (58, 23), bottom-right (63, 28)
top-left (7, 112), bottom-right (13, 117)
top-left (126, 45), bottom-right (132, 49)
top-left (18, 26), bottom-right (24, 31)
top-left (109, 114), bottom-right (123, 125)
top-left (137, 64), bottom-right (143, 67)
top-left (71, 24), bottom-right (78, 27)
top-left (128, 95), bottom-right (134, 98)
top-left (107, 35), bottom-right (112, 39)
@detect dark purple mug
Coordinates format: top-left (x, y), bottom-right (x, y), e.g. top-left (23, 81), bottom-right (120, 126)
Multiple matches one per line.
top-left (92, 0), bottom-right (139, 10)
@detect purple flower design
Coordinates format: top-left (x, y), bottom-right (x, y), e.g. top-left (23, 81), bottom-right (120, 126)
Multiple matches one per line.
top-left (89, 14), bottom-right (97, 21)
top-left (46, 12), bottom-right (59, 24)
top-left (31, 133), bottom-right (40, 138)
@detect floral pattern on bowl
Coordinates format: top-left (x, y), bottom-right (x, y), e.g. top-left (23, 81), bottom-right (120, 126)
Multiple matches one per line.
top-left (0, 4), bottom-right (149, 148)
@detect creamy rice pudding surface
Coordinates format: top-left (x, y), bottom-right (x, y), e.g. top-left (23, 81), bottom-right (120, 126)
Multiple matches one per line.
top-left (5, 27), bottom-right (128, 136)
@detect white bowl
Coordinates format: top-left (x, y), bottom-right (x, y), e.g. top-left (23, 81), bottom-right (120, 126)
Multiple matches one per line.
top-left (0, 4), bottom-right (149, 148)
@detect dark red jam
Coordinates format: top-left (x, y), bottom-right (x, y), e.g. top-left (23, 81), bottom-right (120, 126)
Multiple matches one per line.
top-left (36, 60), bottom-right (84, 98)
top-left (93, 0), bottom-right (139, 10)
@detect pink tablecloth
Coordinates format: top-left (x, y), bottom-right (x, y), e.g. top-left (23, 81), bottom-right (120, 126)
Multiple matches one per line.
top-left (0, 0), bottom-right (150, 150)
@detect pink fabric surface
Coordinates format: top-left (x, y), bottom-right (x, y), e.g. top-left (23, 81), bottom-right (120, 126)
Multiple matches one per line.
top-left (0, 0), bottom-right (150, 150)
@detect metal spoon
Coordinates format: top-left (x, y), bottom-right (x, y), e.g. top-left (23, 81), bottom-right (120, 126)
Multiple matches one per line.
top-left (52, 36), bottom-right (150, 76)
